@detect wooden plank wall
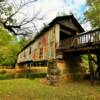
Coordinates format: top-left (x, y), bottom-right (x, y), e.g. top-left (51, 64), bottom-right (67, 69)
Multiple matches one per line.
top-left (17, 24), bottom-right (60, 63)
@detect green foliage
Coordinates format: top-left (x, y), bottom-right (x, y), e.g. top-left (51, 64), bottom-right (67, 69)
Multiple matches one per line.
top-left (82, 55), bottom-right (88, 67)
top-left (0, 27), bottom-right (12, 46)
top-left (81, 55), bottom-right (89, 73)
top-left (0, 45), bottom-right (18, 66)
top-left (85, 0), bottom-right (100, 28)
top-left (18, 37), bottom-right (29, 48)
top-left (0, 27), bottom-right (28, 67)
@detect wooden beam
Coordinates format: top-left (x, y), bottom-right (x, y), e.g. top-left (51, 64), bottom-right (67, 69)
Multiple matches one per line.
top-left (91, 56), bottom-right (97, 64)
top-left (60, 28), bottom-right (72, 35)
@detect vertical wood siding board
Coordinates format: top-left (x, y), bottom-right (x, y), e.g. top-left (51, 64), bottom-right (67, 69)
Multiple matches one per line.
top-left (48, 29), bottom-right (50, 59)
top-left (55, 24), bottom-right (60, 59)
top-left (45, 33), bottom-right (48, 59)
top-left (51, 27), bottom-right (54, 58)
top-left (55, 24), bottom-right (60, 49)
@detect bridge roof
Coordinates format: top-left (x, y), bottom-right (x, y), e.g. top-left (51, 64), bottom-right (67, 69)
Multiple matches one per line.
top-left (18, 14), bottom-right (84, 54)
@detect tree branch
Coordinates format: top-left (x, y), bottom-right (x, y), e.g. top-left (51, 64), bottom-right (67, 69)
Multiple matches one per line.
top-left (0, 0), bottom-right (40, 36)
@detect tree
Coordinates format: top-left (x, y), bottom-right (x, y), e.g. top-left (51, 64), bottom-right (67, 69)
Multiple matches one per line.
top-left (0, 0), bottom-right (41, 67)
top-left (0, 26), bottom-right (28, 67)
top-left (84, 0), bottom-right (100, 28)
top-left (0, 27), bottom-right (12, 46)
top-left (0, 0), bottom-right (42, 36)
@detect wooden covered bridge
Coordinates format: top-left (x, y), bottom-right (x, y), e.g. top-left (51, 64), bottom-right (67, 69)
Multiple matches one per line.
top-left (16, 14), bottom-right (100, 85)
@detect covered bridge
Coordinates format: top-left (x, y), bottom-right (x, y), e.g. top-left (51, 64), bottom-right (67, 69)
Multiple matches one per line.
top-left (16, 14), bottom-right (100, 85)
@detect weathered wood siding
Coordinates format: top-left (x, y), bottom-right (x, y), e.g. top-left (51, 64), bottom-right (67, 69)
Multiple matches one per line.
top-left (17, 24), bottom-right (60, 63)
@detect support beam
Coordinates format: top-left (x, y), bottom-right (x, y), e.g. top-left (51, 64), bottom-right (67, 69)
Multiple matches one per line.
top-left (91, 56), bottom-right (97, 65)
top-left (88, 54), bottom-right (95, 86)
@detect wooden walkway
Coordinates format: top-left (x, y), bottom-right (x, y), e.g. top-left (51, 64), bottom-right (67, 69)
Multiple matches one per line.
top-left (59, 28), bottom-right (100, 54)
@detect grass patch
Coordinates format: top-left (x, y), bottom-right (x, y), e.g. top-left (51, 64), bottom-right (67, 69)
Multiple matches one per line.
top-left (0, 78), bottom-right (100, 100)
top-left (0, 68), bottom-right (100, 100)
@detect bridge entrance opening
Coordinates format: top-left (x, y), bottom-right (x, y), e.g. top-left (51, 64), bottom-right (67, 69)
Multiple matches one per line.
top-left (60, 31), bottom-right (72, 41)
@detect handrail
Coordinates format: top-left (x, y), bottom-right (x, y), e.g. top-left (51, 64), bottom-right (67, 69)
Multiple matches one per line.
top-left (60, 28), bottom-right (100, 49)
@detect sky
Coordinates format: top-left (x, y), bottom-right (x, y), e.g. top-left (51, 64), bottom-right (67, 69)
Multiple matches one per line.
top-left (32, 0), bottom-right (91, 31)
top-left (37, 0), bottom-right (87, 19)
top-left (9, 0), bottom-right (91, 35)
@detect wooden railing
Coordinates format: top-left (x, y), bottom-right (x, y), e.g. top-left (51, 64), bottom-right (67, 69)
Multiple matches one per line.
top-left (60, 28), bottom-right (100, 50)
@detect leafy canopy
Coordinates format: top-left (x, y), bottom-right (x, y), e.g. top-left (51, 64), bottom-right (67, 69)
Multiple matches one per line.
top-left (0, 26), bottom-right (28, 67)
top-left (84, 0), bottom-right (100, 28)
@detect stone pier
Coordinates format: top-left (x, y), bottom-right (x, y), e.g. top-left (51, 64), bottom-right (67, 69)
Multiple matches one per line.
top-left (47, 54), bottom-right (85, 85)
